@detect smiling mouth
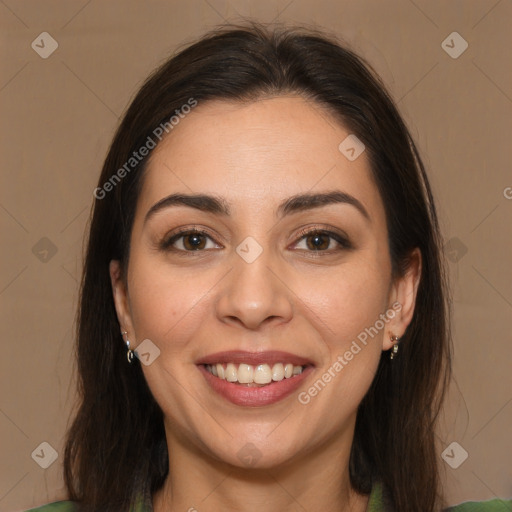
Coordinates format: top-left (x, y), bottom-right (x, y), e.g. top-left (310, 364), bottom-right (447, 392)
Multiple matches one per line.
top-left (203, 362), bottom-right (308, 387)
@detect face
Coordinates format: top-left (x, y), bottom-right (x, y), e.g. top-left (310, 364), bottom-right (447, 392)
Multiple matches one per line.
top-left (111, 95), bottom-right (420, 470)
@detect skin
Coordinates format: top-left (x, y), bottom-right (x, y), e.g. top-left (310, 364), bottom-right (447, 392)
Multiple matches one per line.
top-left (110, 95), bottom-right (421, 512)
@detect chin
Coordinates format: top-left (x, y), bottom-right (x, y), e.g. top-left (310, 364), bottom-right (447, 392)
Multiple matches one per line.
top-left (201, 433), bottom-right (306, 471)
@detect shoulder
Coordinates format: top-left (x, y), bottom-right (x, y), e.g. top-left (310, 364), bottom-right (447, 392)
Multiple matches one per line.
top-left (444, 498), bottom-right (512, 511)
top-left (368, 481), bottom-right (511, 512)
top-left (24, 501), bottom-right (77, 511)
top-left (23, 494), bottom-right (152, 512)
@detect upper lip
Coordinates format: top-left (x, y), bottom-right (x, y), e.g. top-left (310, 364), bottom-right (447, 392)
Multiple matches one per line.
top-left (196, 350), bottom-right (314, 367)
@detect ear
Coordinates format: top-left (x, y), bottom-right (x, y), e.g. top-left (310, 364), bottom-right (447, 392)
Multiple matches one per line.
top-left (382, 248), bottom-right (422, 351)
top-left (109, 260), bottom-right (135, 340)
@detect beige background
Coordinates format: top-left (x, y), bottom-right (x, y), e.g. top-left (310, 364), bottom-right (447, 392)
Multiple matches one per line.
top-left (1, 1), bottom-right (511, 510)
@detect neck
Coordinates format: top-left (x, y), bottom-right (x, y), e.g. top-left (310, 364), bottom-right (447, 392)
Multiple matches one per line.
top-left (152, 422), bottom-right (369, 512)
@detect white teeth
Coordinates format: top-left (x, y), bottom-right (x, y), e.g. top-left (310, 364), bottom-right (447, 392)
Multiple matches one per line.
top-left (254, 364), bottom-right (272, 384)
top-left (272, 363), bottom-right (285, 381)
top-left (225, 363), bottom-right (238, 382)
top-left (237, 363), bottom-right (253, 384)
top-left (205, 362), bottom-right (305, 385)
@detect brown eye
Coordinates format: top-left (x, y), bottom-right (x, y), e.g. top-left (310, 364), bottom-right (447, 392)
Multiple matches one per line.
top-left (305, 232), bottom-right (331, 250)
top-left (161, 229), bottom-right (220, 252)
top-left (294, 229), bottom-right (352, 252)
top-left (182, 233), bottom-right (207, 250)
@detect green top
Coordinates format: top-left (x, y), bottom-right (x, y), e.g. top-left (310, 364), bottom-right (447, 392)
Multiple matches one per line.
top-left (26, 482), bottom-right (512, 511)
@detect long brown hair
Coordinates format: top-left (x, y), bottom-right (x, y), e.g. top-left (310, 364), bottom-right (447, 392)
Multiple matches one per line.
top-left (64, 22), bottom-right (451, 511)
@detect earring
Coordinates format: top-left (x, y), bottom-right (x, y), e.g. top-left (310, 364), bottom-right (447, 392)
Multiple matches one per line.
top-left (121, 331), bottom-right (134, 363)
top-left (390, 335), bottom-right (400, 360)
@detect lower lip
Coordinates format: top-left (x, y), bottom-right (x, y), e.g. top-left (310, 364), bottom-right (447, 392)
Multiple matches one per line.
top-left (198, 365), bottom-right (314, 407)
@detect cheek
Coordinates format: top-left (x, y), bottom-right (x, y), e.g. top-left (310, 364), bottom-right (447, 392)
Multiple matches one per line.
top-left (298, 259), bottom-right (391, 349)
top-left (294, 266), bottom-right (389, 415)
top-left (126, 254), bottom-right (217, 347)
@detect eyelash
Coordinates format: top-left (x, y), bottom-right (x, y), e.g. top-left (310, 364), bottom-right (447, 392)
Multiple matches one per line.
top-left (160, 225), bottom-right (352, 255)
top-left (160, 227), bottom-right (219, 254)
top-left (294, 226), bottom-right (352, 253)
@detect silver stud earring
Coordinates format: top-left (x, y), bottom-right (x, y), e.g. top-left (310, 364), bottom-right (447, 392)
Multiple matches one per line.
top-left (121, 331), bottom-right (134, 363)
top-left (390, 335), bottom-right (400, 360)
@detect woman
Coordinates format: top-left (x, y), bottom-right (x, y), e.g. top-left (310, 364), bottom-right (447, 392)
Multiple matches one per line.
top-left (27, 23), bottom-right (510, 512)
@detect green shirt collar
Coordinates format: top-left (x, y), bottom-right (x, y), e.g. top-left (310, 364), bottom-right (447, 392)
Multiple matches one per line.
top-left (367, 480), bottom-right (384, 511)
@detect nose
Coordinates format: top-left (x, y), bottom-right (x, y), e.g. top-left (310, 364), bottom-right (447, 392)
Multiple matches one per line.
top-left (215, 250), bottom-right (294, 331)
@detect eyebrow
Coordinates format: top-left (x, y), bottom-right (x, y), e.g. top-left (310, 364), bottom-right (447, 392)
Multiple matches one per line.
top-left (144, 191), bottom-right (371, 224)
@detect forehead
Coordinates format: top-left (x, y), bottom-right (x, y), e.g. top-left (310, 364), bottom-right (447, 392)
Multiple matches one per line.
top-left (139, 96), bottom-right (384, 222)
